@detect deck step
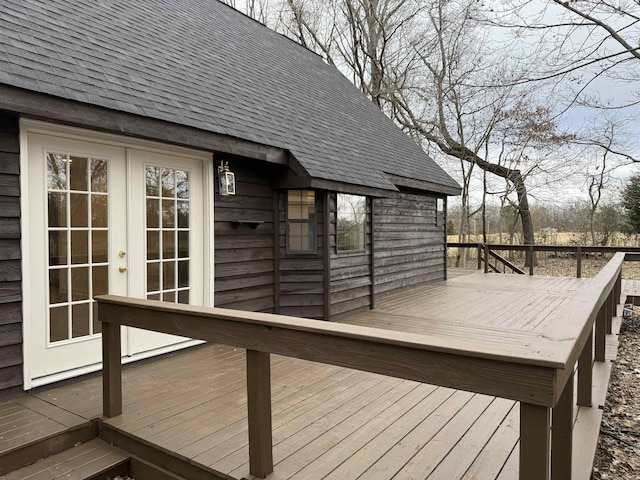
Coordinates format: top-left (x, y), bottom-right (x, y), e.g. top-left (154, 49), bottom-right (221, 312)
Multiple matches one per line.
top-left (0, 396), bottom-right (96, 476)
top-left (0, 438), bottom-right (129, 480)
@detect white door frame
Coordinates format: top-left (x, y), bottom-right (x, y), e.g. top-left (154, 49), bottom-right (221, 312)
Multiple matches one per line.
top-left (20, 119), bottom-right (215, 389)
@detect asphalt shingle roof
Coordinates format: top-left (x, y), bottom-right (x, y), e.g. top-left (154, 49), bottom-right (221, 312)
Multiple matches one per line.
top-left (0, 0), bottom-right (460, 193)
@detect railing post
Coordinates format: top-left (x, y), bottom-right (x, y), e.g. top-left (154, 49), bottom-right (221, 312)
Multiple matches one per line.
top-left (477, 244), bottom-right (482, 270)
top-left (484, 244), bottom-right (489, 273)
top-left (578, 330), bottom-right (593, 407)
top-left (576, 246), bottom-right (582, 279)
top-left (552, 372), bottom-right (574, 480)
top-left (529, 245), bottom-right (534, 276)
top-left (246, 350), bottom-right (273, 478)
top-left (102, 318), bottom-right (122, 418)
top-left (520, 402), bottom-right (550, 480)
top-left (595, 304), bottom-right (606, 362)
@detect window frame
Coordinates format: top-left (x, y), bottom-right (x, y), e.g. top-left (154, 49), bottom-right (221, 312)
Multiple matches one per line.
top-left (286, 189), bottom-right (317, 255)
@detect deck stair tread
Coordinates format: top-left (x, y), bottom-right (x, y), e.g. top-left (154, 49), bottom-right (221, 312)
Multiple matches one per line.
top-left (0, 397), bottom-right (96, 477)
top-left (0, 396), bottom-right (88, 455)
top-left (0, 438), bottom-right (129, 480)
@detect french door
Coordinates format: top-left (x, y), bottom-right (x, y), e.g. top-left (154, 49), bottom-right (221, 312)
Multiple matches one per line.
top-left (25, 129), bottom-right (208, 386)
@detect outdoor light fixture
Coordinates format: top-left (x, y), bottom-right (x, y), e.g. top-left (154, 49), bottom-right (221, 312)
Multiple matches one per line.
top-left (218, 160), bottom-right (236, 195)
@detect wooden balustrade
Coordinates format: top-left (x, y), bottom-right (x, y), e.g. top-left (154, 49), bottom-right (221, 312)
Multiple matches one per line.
top-left (98, 252), bottom-right (630, 479)
top-left (452, 242), bottom-right (640, 278)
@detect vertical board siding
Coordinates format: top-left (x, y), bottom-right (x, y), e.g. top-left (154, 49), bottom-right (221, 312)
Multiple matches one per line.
top-left (278, 193), bottom-right (325, 319)
top-left (373, 192), bottom-right (445, 297)
top-left (0, 114), bottom-right (22, 400)
top-left (214, 160), bottom-right (277, 313)
top-left (329, 193), bottom-right (372, 319)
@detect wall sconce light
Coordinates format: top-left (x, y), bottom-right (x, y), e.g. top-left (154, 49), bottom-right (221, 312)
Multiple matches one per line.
top-left (218, 160), bottom-right (236, 196)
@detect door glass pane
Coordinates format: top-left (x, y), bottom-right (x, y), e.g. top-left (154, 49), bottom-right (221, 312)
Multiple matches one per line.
top-left (71, 267), bottom-right (89, 301)
top-left (69, 156), bottom-right (88, 191)
top-left (72, 303), bottom-right (90, 338)
top-left (93, 266), bottom-right (108, 296)
top-left (176, 170), bottom-right (189, 199)
top-left (146, 199), bottom-right (160, 228)
top-left (146, 166), bottom-right (160, 196)
top-left (146, 165), bottom-right (190, 304)
top-left (161, 169), bottom-right (175, 197)
top-left (71, 230), bottom-right (89, 264)
top-left (92, 231), bottom-right (108, 263)
top-left (162, 200), bottom-right (175, 228)
top-left (49, 268), bottom-right (68, 304)
top-left (48, 193), bottom-right (67, 227)
top-left (46, 151), bottom-right (109, 344)
top-left (70, 193), bottom-right (88, 227)
top-left (47, 153), bottom-right (68, 190)
top-left (91, 195), bottom-right (108, 227)
top-left (147, 232), bottom-right (160, 260)
top-left (49, 231), bottom-right (67, 266)
top-left (50, 306), bottom-right (69, 342)
top-left (91, 159), bottom-right (108, 192)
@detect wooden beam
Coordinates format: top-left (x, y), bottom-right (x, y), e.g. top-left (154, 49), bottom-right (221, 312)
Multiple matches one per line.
top-left (96, 297), bottom-right (557, 406)
top-left (520, 402), bottom-right (550, 480)
top-left (274, 191), bottom-right (281, 314)
top-left (552, 371), bottom-right (574, 479)
top-left (577, 330), bottom-right (593, 407)
top-left (246, 350), bottom-right (273, 478)
top-left (323, 191), bottom-right (331, 321)
top-left (101, 319), bottom-right (122, 418)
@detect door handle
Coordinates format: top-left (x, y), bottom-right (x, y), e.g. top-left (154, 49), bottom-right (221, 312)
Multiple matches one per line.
top-left (119, 266), bottom-right (128, 273)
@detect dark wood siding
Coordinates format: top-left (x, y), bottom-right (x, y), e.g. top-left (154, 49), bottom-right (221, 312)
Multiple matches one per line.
top-left (0, 114), bottom-right (22, 401)
top-left (278, 191), bottom-right (325, 319)
top-left (373, 191), bottom-right (445, 297)
top-left (328, 193), bottom-right (372, 319)
top-left (214, 159), bottom-right (277, 313)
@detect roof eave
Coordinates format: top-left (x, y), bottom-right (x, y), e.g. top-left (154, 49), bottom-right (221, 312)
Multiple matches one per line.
top-left (386, 173), bottom-right (462, 196)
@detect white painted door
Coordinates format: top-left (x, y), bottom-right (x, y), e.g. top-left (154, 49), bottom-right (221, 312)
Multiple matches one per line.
top-left (125, 149), bottom-right (204, 355)
top-left (26, 129), bottom-right (208, 386)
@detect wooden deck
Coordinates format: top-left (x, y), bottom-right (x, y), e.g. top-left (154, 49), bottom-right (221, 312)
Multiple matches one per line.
top-left (0, 270), bottom-right (626, 480)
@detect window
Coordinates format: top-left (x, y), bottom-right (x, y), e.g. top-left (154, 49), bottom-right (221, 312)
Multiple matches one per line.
top-left (337, 194), bottom-right (366, 252)
top-left (287, 190), bottom-right (316, 253)
top-left (436, 197), bottom-right (445, 227)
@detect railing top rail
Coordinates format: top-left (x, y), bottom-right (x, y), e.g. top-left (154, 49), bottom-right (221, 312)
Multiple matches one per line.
top-left (449, 242), bottom-right (640, 254)
top-left (97, 294), bottom-right (557, 368)
top-left (528, 252), bottom-right (624, 373)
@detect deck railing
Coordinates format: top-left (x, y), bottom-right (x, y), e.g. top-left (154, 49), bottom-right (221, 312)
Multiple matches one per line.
top-left (98, 252), bottom-right (629, 480)
top-left (450, 242), bottom-right (640, 277)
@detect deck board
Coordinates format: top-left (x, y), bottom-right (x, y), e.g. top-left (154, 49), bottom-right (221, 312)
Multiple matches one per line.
top-left (22, 271), bottom-right (623, 480)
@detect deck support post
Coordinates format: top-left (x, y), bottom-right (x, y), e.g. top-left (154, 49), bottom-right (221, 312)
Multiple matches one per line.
top-left (595, 304), bottom-right (606, 362)
top-left (520, 402), bottom-right (550, 480)
top-left (576, 246), bottom-right (582, 278)
top-left (102, 320), bottom-right (122, 418)
top-left (552, 372), bottom-right (574, 479)
top-left (246, 350), bottom-right (273, 478)
top-left (577, 330), bottom-right (593, 406)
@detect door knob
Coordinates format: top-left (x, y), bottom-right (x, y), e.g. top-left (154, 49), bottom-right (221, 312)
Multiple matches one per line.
top-left (119, 266), bottom-right (128, 273)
